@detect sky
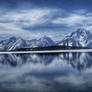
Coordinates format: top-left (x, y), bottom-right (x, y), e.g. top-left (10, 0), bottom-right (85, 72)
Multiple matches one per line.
top-left (0, 0), bottom-right (92, 41)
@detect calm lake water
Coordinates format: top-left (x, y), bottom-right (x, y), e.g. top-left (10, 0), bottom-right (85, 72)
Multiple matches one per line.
top-left (0, 52), bottom-right (92, 92)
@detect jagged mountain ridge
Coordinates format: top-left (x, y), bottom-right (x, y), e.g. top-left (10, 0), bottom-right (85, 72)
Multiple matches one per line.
top-left (0, 28), bottom-right (92, 51)
top-left (0, 36), bottom-right (55, 51)
top-left (27, 36), bottom-right (55, 48)
top-left (59, 28), bottom-right (92, 48)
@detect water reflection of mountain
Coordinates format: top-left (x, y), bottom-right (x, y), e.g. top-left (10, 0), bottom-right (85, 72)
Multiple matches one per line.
top-left (59, 52), bottom-right (92, 71)
top-left (0, 54), bottom-right (56, 66)
top-left (0, 53), bottom-right (92, 71)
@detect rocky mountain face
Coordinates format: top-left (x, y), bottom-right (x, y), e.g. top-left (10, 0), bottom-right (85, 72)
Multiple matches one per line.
top-left (59, 28), bottom-right (92, 48)
top-left (0, 36), bottom-right (55, 51)
top-left (27, 36), bottom-right (55, 48)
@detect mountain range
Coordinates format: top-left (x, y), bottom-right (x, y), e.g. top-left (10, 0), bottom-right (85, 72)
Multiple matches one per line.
top-left (0, 36), bottom-right (55, 51)
top-left (0, 28), bottom-right (92, 51)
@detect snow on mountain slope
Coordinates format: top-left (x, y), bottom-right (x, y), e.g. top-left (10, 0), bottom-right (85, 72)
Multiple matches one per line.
top-left (27, 36), bottom-right (55, 48)
top-left (0, 36), bottom-right (27, 50)
top-left (0, 36), bottom-right (55, 50)
top-left (59, 28), bottom-right (92, 48)
top-left (8, 37), bottom-right (27, 50)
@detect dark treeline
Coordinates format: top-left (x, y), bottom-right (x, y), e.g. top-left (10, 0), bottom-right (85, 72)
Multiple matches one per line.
top-left (13, 45), bottom-right (90, 51)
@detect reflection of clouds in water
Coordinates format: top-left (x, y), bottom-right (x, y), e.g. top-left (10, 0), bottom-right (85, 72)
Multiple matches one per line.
top-left (0, 68), bottom-right (84, 91)
top-left (14, 77), bottom-right (56, 92)
top-left (0, 53), bottom-right (92, 92)
top-left (1, 74), bottom-right (89, 92)
top-left (0, 58), bottom-right (74, 82)
top-left (54, 75), bottom-right (85, 85)
top-left (0, 56), bottom-right (79, 92)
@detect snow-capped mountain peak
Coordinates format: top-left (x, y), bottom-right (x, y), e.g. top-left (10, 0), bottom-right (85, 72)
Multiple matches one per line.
top-left (28, 36), bottom-right (55, 47)
top-left (59, 28), bottom-right (92, 47)
top-left (0, 36), bottom-right (55, 50)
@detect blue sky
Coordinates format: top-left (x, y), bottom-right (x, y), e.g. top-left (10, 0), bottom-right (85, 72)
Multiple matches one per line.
top-left (0, 0), bottom-right (92, 41)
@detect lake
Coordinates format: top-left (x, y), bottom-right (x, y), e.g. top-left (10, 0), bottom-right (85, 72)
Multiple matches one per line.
top-left (0, 52), bottom-right (92, 92)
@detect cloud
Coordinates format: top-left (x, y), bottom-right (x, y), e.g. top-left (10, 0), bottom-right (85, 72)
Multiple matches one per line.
top-left (83, 25), bottom-right (92, 30)
top-left (52, 14), bottom-right (88, 26)
top-left (0, 23), bottom-right (34, 39)
top-left (0, 9), bottom-right (58, 27)
top-left (1, 8), bottom-right (92, 40)
top-left (73, 9), bottom-right (88, 14)
top-left (52, 11), bottom-right (92, 30)
top-left (0, 8), bottom-right (61, 40)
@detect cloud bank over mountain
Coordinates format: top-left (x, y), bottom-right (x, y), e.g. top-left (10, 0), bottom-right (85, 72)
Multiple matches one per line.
top-left (0, 0), bottom-right (92, 41)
